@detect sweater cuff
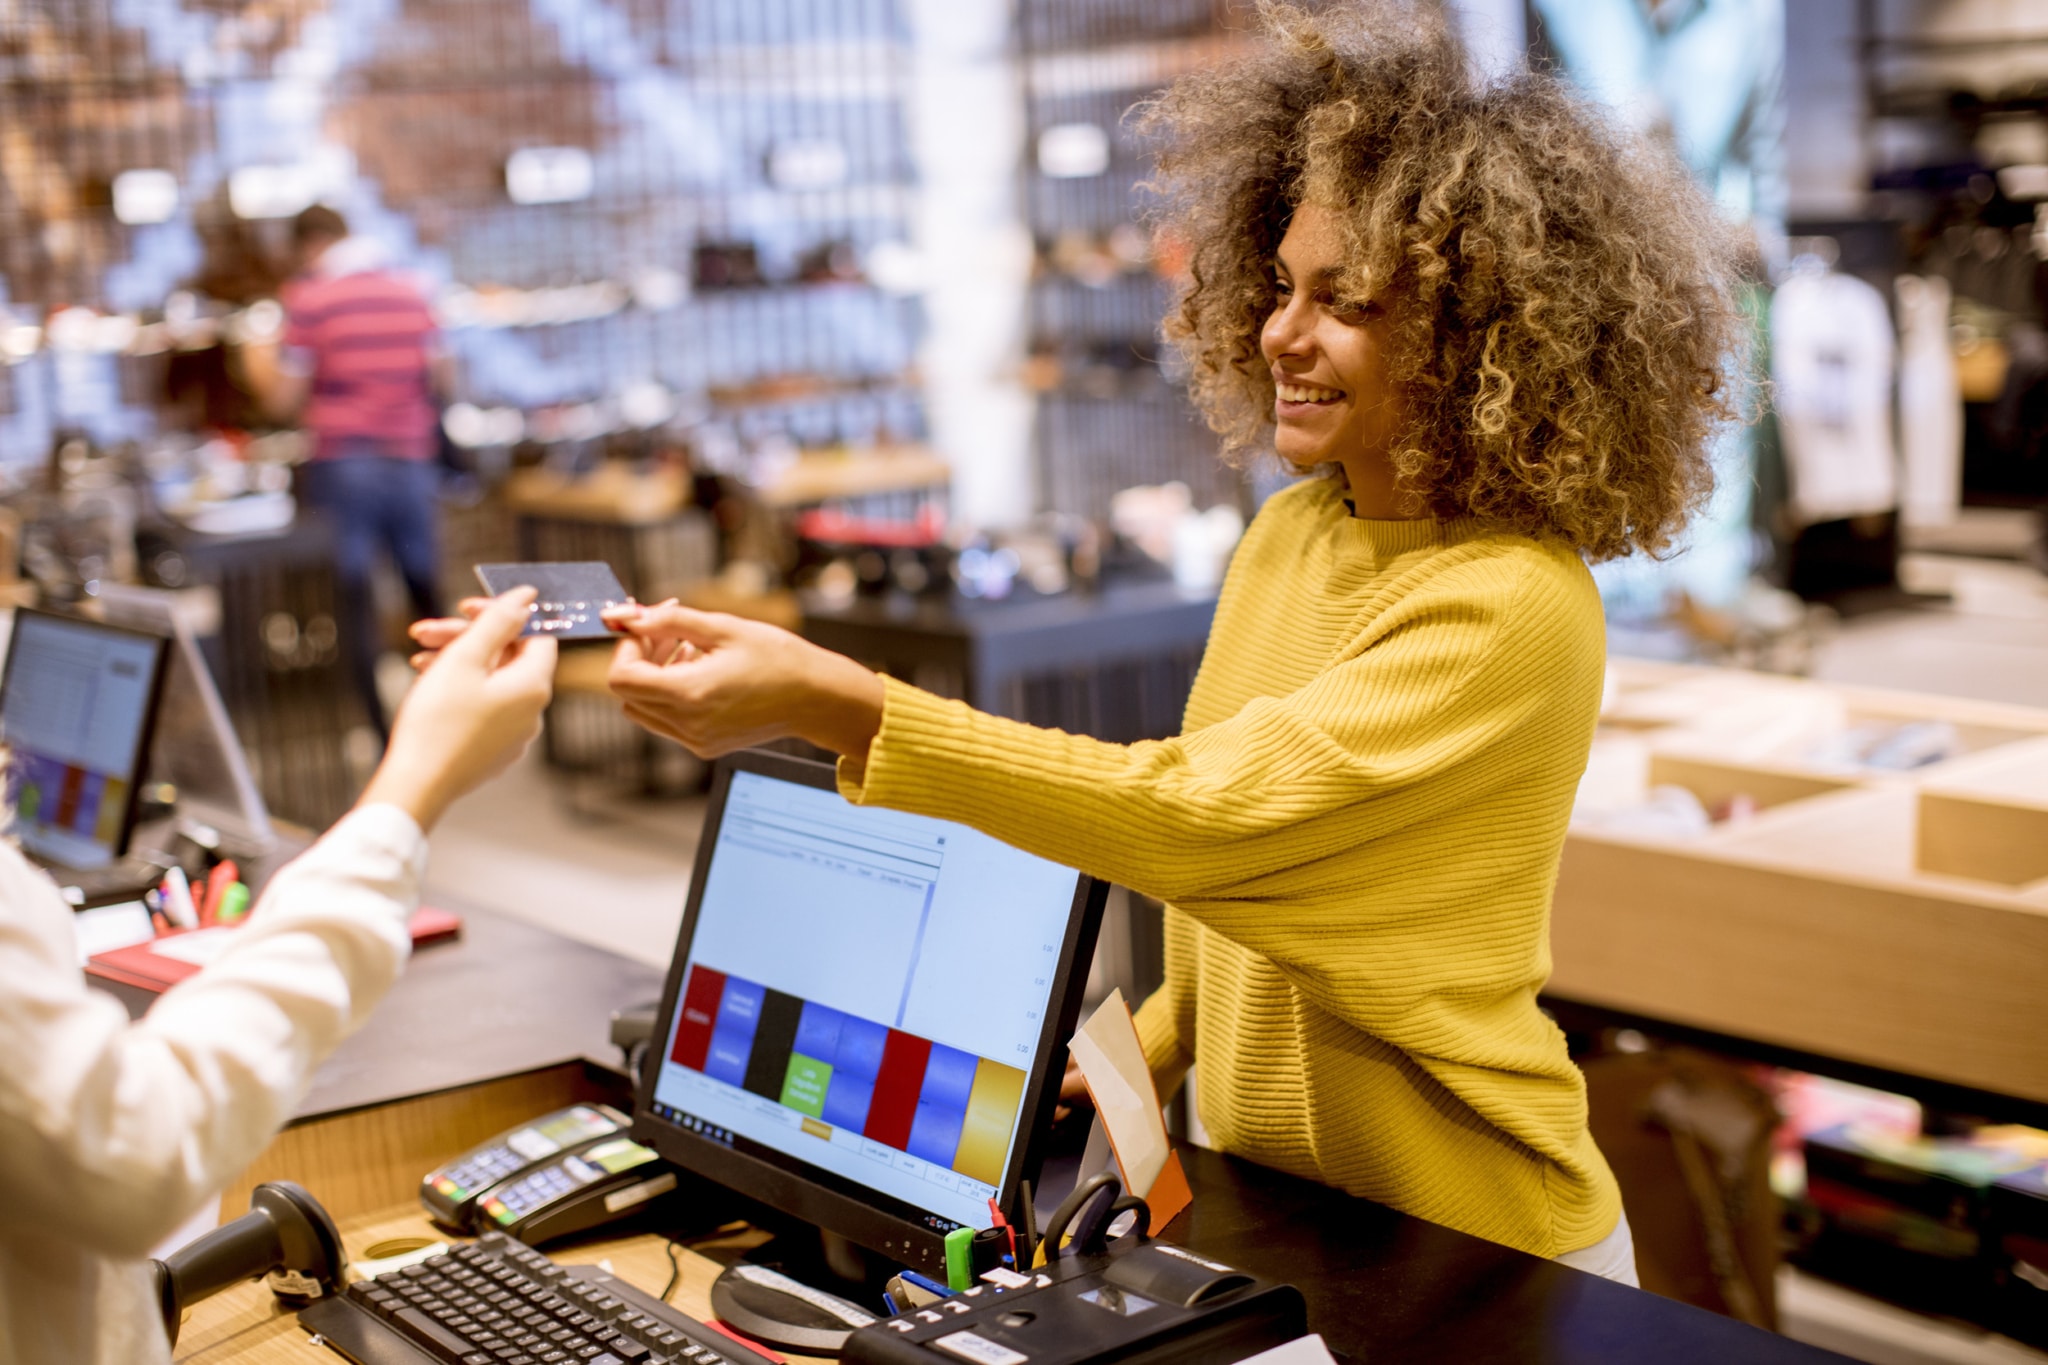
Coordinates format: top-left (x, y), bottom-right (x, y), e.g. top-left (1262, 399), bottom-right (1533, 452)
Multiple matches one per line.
top-left (835, 675), bottom-right (963, 809)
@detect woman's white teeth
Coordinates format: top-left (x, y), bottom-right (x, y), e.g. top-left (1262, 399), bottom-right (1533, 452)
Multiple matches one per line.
top-left (1277, 383), bottom-right (1342, 404)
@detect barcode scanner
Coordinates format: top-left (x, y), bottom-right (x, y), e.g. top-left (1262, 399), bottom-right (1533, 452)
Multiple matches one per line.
top-left (151, 1181), bottom-right (347, 1346)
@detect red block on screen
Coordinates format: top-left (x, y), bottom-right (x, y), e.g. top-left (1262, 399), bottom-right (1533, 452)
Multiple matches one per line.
top-left (863, 1030), bottom-right (932, 1150)
top-left (670, 964), bottom-right (727, 1071)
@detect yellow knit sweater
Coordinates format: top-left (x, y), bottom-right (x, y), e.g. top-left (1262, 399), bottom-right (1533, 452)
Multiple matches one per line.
top-left (838, 477), bottom-right (1621, 1258)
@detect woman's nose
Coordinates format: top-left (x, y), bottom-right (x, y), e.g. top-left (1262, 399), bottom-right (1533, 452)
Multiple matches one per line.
top-left (1262, 298), bottom-right (1312, 362)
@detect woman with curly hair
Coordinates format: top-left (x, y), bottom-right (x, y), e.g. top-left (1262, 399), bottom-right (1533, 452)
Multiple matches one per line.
top-left (420, 1), bottom-right (1745, 1281)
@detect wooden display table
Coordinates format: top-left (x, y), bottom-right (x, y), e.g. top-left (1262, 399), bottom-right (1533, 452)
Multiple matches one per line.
top-left (1551, 660), bottom-right (2048, 1119)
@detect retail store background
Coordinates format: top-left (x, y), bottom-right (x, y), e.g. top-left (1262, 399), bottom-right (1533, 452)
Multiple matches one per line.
top-left (2, 1), bottom-right (2047, 1362)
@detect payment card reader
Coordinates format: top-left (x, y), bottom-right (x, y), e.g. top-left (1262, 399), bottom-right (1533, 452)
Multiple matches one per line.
top-left (421, 1104), bottom-right (635, 1233)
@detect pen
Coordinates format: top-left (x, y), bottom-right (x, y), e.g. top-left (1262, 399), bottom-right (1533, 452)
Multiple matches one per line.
top-left (987, 1196), bottom-right (1017, 1270)
top-left (160, 868), bottom-right (199, 930)
top-left (201, 860), bottom-right (239, 927)
top-left (897, 1269), bottom-right (951, 1300)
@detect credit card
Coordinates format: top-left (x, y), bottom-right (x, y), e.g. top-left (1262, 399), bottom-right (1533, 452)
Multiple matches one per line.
top-left (474, 562), bottom-right (631, 641)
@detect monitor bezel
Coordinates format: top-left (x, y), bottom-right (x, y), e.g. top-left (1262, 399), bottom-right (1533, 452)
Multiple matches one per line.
top-left (0, 606), bottom-right (172, 867)
top-left (630, 747), bottom-right (1107, 1280)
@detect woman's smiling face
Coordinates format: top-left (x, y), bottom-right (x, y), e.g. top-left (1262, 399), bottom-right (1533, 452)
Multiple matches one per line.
top-left (1259, 202), bottom-right (1403, 475)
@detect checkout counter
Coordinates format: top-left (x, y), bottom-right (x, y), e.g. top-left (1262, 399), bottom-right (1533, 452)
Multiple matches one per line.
top-left (160, 898), bottom-right (1851, 1365)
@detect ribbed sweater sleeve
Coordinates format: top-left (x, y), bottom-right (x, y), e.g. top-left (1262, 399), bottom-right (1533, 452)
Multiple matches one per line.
top-left (838, 556), bottom-right (1554, 973)
top-left (838, 488), bottom-right (1620, 1259)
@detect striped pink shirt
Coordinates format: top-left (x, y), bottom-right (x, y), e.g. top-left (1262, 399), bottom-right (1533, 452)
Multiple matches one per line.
top-left (281, 268), bottom-right (439, 461)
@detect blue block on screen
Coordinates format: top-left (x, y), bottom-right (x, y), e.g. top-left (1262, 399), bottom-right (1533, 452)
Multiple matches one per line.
top-left (920, 1043), bottom-right (978, 1112)
top-left (794, 1001), bottom-right (846, 1063)
top-left (906, 1100), bottom-right (966, 1168)
top-left (821, 1072), bottom-right (875, 1131)
top-left (704, 1024), bottom-right (754, 1087)
top-left (834, 1015), bottom-right (889, 1081)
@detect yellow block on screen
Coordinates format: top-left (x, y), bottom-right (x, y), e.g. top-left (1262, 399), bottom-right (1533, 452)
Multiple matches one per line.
top-left (952, 1058), bottom-right (1026, 1187)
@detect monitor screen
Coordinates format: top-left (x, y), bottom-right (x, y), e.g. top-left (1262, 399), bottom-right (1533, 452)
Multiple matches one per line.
top-left (636, 751), bottom-right (1104, 1269)
top-left (0, 610), bottom-right (168, 869)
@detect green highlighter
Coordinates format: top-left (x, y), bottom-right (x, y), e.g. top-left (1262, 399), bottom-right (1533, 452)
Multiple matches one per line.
top-left (944, 1226), bottom-right (976, 1291)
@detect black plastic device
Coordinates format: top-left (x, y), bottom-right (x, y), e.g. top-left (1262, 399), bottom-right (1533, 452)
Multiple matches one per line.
top-left (419, 1102), bottom-right (628, 1230)
top-left (463, 1132), bottom-right (681, 1246)
top-left (630, 748), bottom-right (1109, 1352)
top-left (153, 1181), bottom-right (347, 1346)
top-left (299, 1231), bottom-right (778, 1365)
top-left (844, 1178), bottom-right (1308, 1365)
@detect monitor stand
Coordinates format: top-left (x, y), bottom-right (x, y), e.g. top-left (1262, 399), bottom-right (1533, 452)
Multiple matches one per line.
top-left (707, 1228), bottom-right (884, 1356)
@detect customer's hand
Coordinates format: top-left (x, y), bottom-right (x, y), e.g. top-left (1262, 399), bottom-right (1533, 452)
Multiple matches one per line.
top-left (360, 588), bottom-right (556, 830)
top-left (406, 596), bottom-right (491, 667)
top-left (602, 601), bottom-right (884, 760)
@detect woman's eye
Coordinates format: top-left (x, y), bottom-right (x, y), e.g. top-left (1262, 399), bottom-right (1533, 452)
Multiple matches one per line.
top-left (1329, 298), bottom-right (1375, 324)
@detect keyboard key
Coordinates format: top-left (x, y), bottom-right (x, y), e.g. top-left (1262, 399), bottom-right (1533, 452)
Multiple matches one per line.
top-left (393, 1307), bottom-right (483, 1357)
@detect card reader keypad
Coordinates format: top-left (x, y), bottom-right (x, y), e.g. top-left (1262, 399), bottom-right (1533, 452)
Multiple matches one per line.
top-left (438, 1144), bottom-right (525, 1198)
top-left (481, 1156), bottom-right (602, 1226)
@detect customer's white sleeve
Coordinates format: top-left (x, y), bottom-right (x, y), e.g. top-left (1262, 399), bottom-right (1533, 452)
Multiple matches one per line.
top-left (0, 805), bottom-right (425, 1259)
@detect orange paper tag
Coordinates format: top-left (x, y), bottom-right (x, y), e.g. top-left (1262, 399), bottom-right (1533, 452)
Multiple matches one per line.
top-left (1068, 989), bottom-right (1194, 1231)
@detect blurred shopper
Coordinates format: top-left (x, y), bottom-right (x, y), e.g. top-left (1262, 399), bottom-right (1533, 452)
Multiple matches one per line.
top-left (243, 205), bottom-right (449, 746)
top-left (0, 591), bottom-right (555, 1365)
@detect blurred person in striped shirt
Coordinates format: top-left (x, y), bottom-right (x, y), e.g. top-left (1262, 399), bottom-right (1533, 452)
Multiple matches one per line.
top-left (245, 205), bottom-right (451, 748)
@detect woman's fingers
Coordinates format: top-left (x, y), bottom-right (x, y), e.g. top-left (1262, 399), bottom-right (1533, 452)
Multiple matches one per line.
top-left (603, 600), bottom-right (734, 651)
top-left (408, 597), bottom-right (496, 649)
top-left (446, 589), bottom-right (537, 668)
top-left (409, 618), bottom-right (468, 649)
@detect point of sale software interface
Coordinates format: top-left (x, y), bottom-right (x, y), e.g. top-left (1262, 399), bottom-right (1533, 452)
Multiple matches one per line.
top-left (651, 771), bottom-right (1081, 1231)
top-left (1, 615), bottom-right (161, 869)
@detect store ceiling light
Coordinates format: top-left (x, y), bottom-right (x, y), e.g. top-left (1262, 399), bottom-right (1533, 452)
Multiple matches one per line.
top-left (1038, 123), bottom-right (1110, 179)
top-left (506, 147), bottom-right (595, 205)
top-left (229, 165), bottom-right (320, 220)
top-left (112, 170), bottom-right (180, 225)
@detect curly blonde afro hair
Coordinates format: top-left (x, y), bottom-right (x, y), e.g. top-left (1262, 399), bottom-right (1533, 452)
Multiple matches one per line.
top-left (1136, 1), bottom-right (1748, 561)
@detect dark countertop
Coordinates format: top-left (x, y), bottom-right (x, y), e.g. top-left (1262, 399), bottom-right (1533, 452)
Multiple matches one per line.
top-left (297, 898), bottom-right (665, 1117)
top-left (1161, 1144), bottom-right (1850, 1364)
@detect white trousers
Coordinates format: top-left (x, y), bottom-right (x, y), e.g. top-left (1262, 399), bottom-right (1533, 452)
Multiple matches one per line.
top-left (1554, 1210), bottom-right (1641, 1287)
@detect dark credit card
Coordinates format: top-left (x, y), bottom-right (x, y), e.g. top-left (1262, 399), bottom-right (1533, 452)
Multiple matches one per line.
top-left (474, 562), bottom-right (630, 640)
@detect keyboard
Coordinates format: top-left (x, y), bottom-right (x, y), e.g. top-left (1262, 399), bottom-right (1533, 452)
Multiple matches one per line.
top-left (298, 1232), bottom-right (777, 1365)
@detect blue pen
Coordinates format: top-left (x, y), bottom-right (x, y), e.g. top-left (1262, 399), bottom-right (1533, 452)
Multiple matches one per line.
top-left (898, 1269), bottom-right (952, 1299)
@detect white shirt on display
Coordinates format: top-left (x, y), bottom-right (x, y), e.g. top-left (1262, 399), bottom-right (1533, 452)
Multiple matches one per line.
top-left (1770, 267), bottom-right (1900, 526)
top-left (0, 805), bottom-right (425, 1365)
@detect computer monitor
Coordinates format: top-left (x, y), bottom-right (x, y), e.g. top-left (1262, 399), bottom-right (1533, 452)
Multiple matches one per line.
top-left (0, 608), bottom-right (170, 870)
top-left (632, 749), bottom-right (1107, 1284)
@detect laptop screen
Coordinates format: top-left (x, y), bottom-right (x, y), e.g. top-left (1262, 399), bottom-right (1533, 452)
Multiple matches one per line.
top-left (646, 766), bottom-right (1086, 1233)
top-left (1, 611), bottom-right (168, 869)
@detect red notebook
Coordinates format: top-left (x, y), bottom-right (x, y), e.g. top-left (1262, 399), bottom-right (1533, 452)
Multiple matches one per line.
top-left (86, 907), bottom-right (463, 997)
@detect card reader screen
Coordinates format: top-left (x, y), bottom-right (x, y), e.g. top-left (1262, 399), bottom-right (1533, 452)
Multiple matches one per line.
top-left (650, 771), bottom-right (1081, 1231)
